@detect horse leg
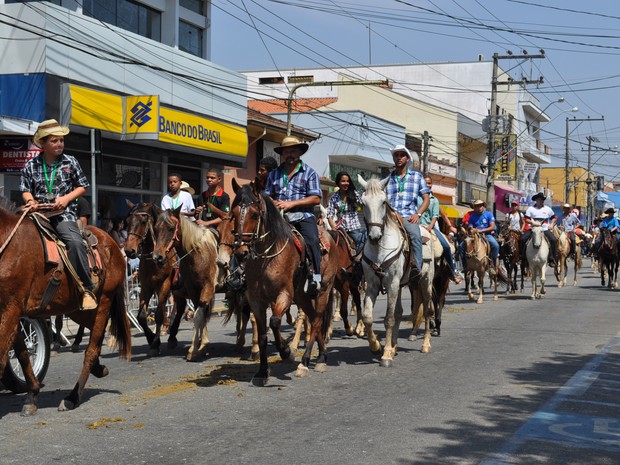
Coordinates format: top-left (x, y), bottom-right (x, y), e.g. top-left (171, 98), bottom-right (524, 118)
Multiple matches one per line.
top-left (419, 286), bottom-right (433, 354)
top-left (53, 315), bottom-right (66, 351)
top-left (408, 287), bottom-right (423, 342)
top-left (361, 280), bottom-right (382, 356)
top-left (59, 294), bottom-right (112, 411)
top-left (466, 271), bottom-right (475, 301)
top-left (250, 307), bottom-right (270, 386)
top-left (249, 312), bottom-right (260, 361)
top-left (379, 284), bottom-right (401, 367)
top-left (167, 291), bottom-right (185, 349)
top-left (530, 269), bottom-right (537, 299)
top-left (476, 271), bottom-right (484, 304)
top-left (289, 309), bottom-right (305, 352)
top-left (540, 265), bottom-right (547, 296)
top-left (186, 303), bottom-right (209, 362)
top-left (71, 325), bottom-right (86, 353)
top-left (234, 298), bottom-right (251, 353)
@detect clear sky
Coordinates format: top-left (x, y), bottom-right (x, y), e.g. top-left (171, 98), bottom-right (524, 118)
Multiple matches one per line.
top-left (211, 0), bottom-right (620, 182)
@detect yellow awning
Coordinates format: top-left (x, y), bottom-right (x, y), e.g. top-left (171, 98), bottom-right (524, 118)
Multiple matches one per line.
top-left (440, 204), bottom-right (471, 218)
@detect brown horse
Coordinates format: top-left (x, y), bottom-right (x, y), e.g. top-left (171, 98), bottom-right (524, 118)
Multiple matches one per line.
top-left (0, 197), bottom-right (131, 415)
top-left (152, 207), bottom-right (222, 361)
top-left (599, 228), bottom-right (619, 288)
top-left (231, 182), bottom-right (338, 385)
top-left (124, 201), bottom-right (187, 356)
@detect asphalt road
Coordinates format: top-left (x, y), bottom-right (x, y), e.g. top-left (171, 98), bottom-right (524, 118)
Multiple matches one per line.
top-left (2, 261), bottom-right (620, 465)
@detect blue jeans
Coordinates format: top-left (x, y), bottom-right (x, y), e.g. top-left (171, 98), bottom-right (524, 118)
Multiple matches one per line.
top-left (347, 228), bottom-right (367, 255)
top-left (400, 217), bottom-right (422, 270)
top-left (433, 225), bottom-right (457, 275)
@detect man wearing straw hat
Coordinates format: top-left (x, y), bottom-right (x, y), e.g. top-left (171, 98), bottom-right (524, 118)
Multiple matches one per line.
top-left (559, 203), bottom-right (581, 258)
top-left (265, 136), bottom-right (322, 297)
top-left (20, 119), bottom-right (97, 310)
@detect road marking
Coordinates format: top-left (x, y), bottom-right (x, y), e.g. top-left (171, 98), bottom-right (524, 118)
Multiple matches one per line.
top-left (480, 333), bottom-right (620, 464)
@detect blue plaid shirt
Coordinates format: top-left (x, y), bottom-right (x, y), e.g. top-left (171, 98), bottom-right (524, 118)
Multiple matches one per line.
top-left (20, 153), bottom-right (89, 223)
top-left (326, 190), bottom-right (363, 231)
top-left (264, 161), bottom-right (322, 220)
top-left (386, 169), bottom-right (430, 217)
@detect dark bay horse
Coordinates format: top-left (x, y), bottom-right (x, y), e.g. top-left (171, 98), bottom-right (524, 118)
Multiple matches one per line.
top-left (124, 201), bottom-right (187, 356)
top-left (231, 183), bottom-right (338, 385)
top-left (599, 228), bottom-right (619, 288)
top-left (152, 207), bottom-right (222, 361)
top-left (498, 225), bottom-right (524, 293)
top-left (0, 197), bottom-right (131, 415)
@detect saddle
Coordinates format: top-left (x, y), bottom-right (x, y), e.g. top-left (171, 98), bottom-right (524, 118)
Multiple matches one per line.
top-left (332, 228), bottom-right (360, 260)
top-left (30, 212), bottom-right (102, 307)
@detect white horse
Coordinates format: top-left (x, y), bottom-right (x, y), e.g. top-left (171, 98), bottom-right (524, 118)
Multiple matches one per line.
top-left (357, 175), bottom-right (435, 367)
top-left (525, 221), bottom-right (549, 299)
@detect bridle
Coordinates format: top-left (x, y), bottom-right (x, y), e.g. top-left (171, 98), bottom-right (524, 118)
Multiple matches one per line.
top-left (235, 198), bottom-right (289, 259)
top-left (126, 211), bottom-right (156, 257)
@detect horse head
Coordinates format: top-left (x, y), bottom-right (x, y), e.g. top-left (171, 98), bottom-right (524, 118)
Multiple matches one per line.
top-left (464, 227), bottom-right (485, 259)
top-left (124, 200), bottom-right (161, 259)
top-left (602, 228), bottom-right (617, 254)
top-left (152, 207), bottom-right (182, 268)
top-left (358, 175), bottom-right (390, 243)
top-left (530, 221), bottom-right (544, 249)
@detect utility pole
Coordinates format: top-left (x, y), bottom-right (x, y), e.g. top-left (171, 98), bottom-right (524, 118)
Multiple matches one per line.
top-left (565, 116), bottom-right (604, 203)
top-left (486, 51), bottom-right (545, 205)
top-left (586, 135), bottom-right (599, 229)
top-left (422, 130), bottom-right (430, 176)
top-left (286, 79), bottom-right (389, 136)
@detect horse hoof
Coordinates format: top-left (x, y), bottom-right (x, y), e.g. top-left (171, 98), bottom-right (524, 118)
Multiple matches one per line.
top-left (380, 358), bottom-right (393, 368)
top-left (21, 404), bottom-right (38, 416)
top-left (91, 365), bottom-right (109, 378)
top-left (71, 344), bottom-right (80, 353)
top-left (295, 364), bottom-right (310, 378)
top-left (250, 351), bottom-right (260, 361)
top-left (408, 334), bottom-right (417, 342)
top-left (250, 376), bottom-right (268, 387)
top-left (58, 399), bottom-right (77, 411)
top-left (167, 337), bottom-right (178, 349)
top-left (431, 329), bottom-right (440, 337)
top-left (315, 363), bottom-right (327, 373)
top-left (493, 295), bottom-right (499, 301)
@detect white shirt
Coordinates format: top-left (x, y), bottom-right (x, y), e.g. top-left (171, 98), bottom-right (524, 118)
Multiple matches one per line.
top-left (525, 205), bottom-right (555, 231)
top-left (507, 211), bottom-right (522, 231)
top-left (161, 190), bottom-right (196, 219)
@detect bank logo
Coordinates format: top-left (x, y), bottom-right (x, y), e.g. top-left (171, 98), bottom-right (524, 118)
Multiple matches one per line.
top-left (129, 101), bottom-right (153, 128)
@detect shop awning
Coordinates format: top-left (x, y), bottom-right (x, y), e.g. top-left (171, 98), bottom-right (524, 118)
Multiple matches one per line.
top-left (494, 182), bottom-right (524, 214)
top-left (440, 204), bottom-right (471, 218)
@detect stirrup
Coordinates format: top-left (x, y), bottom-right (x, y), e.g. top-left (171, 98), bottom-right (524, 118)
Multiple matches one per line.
top-left (81, 290), bottom-right (98, 311)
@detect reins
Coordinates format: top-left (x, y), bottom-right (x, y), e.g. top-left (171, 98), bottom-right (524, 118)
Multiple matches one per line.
top-left (0, 205), bottom-right (32, 256)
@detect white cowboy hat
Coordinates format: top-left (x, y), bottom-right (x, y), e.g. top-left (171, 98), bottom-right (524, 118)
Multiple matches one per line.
top-left (180, 181), bottom-right (195, 196)
top-left (33, 119), bottom-right (70, 146)
top-left (390, 144), bottom-right (419, 164)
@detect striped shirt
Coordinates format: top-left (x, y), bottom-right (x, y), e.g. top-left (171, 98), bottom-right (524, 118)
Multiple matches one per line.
top-left (265, 161), bottom-right (322, 220)
top-left (386, 169), bottom-right (430, 217)
top-left (20, 153), bottom-right (89, 223)
top-left (326, 190), bottom-right (363, 231)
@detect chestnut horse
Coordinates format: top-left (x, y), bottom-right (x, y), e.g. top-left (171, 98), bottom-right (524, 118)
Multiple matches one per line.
top-left (124, 201), bottom-right (187, 356)
top-left (463, 227), bottom-right (503, 303)
top-left (599, 228), bottom-right (619, 288)
top-left (152, 207), bottom-right (222, 361)
top-left (0, 197), bottom-right (131, 415)
top-left (231, 183), bottom-right (338, 385)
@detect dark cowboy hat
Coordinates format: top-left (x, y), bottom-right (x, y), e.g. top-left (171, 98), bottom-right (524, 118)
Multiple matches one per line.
top-left (531, 192), bottom-right (546, 201)
top-left (605, 207), bottom-right (615, 214)
top-left (274, 136), bottom-right (309, 155)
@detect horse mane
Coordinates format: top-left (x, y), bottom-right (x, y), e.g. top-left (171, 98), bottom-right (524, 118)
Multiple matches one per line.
top-left (364, 177), bottom-right (399, 229)
top-left (160, 210), bottom-right (217, 254)
top-left (259, 191), bottom-right (292, 244)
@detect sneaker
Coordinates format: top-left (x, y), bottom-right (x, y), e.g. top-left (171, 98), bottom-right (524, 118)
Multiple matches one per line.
top-left (450, 274), bottom-right (463, 285)
top-left (81, 291), bottom-right (98, 311)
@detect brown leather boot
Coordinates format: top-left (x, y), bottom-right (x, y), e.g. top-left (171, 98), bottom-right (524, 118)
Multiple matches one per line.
top-left (81, 291), bottom-right (98, 311)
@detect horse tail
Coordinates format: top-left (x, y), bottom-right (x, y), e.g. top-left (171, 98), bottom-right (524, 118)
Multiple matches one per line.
top-left (495, 265), bottom-right (511, 286)
top-left (432, 257), bottom-right (451, 312)
top-left (108, 284), bottom-right (132, 361)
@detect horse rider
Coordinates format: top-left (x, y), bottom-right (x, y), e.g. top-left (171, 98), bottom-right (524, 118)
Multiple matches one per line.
top-left (385, 144), bottom-right (430, 281)
top-left (520, 192), bottom-right (558, 266)
top-left (20, 119), bottom-right (97, 310)
top-left (161, 172), bottom-right (196, 219)
top-left (559, 203), bottom-right (581, 258)
top-left (593, 207), bottom-right (619, 255)
top-left (505, 200), bottom-right (525, 233)
top-left (418, 175), bottom-right (462, 284)
top-left (264, 135), bottom-right (323, 297)
top-left (326, 171), bottom-right (366, 256)
top-left (459, 199), bottom-right (500, 269)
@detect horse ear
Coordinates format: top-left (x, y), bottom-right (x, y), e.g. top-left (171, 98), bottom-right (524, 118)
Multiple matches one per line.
top-left (126, 199), bottom-right (135, 209)
top-left (379, 176), bottom-right (390, 190)
top-left (232, 178), bottom-right (241, 193)
top-left (172, 206), bottom-right (182, 217)
top-left (357, 174), bottom-right (367, 190)
top-left (251, 178), bottom-right (261, 197)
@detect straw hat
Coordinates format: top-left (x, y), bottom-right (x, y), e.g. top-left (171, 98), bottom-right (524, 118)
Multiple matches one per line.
top-left (33, 119), bottom-right (70, 146)
top-left (472, 199), bottom-right (485, 206)
top-left (274, 136), bottom-right (309, 155)
top-left (180, 181), bottom-right (195, 196)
